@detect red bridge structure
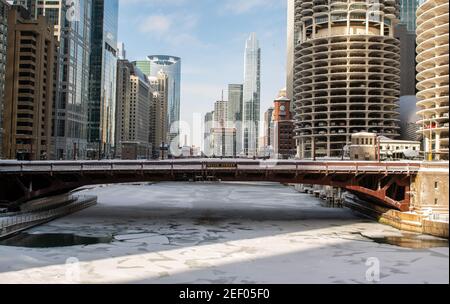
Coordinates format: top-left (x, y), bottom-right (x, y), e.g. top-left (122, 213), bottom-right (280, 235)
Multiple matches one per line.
top-left (0, 159), bottom-right (422, 211)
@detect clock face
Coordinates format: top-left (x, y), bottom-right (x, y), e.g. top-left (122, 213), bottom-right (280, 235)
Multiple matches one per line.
top-left (280, 105), bottom-right (286, 111)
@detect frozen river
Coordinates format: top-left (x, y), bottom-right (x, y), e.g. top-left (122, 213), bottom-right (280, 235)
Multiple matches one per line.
top-left (0, 182), bottom-right (448, 284)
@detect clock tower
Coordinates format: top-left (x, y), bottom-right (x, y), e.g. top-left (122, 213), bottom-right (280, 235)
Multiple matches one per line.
top-left (272, 93), bottom-right (295, 159)
top-left (273, 96), bottom-right (292, 122)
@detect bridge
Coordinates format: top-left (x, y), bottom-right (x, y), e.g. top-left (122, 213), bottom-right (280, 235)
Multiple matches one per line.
top-left (0, 159), bottom-right (422, 212)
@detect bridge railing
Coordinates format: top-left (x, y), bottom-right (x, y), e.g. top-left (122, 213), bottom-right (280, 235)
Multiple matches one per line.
top-left (0, 160), bottom-right (422, 174)
top-left (0, 195), bottom-right (97, 237)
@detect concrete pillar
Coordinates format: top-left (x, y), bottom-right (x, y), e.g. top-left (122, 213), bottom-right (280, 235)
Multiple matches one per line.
top-left (327, 137), bottom-right (331, 158)
top-left (424, 136), bottom-right (430, 158)
top-left (435, 132), bottom-right (441, 152)
top-left (300, 139), bottom-right (305, 159)
top-left (435, 132), bottom-right (441, 160)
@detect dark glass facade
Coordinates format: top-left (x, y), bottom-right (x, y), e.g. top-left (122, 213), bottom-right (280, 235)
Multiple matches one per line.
top-left (400, 0), bottom-right (420, 32)
top-left (88, 0), bottom-right (118, 159)
top-left (51, 0), bottom-right (92, 160)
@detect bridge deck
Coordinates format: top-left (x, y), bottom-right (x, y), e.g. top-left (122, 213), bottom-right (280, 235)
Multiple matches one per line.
top-left (0, 159), bottom-right (443, 212)
top-left (0, 159), bottom-right (422, 175)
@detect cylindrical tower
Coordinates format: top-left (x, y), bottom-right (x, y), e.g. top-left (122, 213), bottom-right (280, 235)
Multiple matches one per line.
top-left (416, 0), bottom-right (449, 160)
top-left (294, 0), bottom-right (401, 159)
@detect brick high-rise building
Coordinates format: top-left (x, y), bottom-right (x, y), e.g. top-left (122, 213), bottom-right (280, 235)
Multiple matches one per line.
top-left (2, 5), bottom-right (58, 160)
top-left (0, 0), bottom-right (9, 159)
top-left (273, 93), bottom-right (295, 159)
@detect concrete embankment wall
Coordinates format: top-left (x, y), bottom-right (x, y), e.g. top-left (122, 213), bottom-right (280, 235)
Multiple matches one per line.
top-left (344, 194), bottom-right (449, 239)
top-left (0, 195), bottom-right (97, 239)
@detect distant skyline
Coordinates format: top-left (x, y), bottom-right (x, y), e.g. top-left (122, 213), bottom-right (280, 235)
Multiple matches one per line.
top-left (118, 0), bottom-right (287, 146)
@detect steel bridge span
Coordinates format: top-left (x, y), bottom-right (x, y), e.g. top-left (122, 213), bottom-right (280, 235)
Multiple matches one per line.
top-left (0, 159), bottom-right (421, 211)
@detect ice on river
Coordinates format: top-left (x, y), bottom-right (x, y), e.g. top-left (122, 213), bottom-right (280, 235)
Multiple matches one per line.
top-left (0, 182), bottom-right (448, 284)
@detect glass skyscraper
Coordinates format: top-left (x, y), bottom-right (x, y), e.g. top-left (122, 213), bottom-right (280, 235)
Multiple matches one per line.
top-left (396, 0), bottom-right (421, 141)
top-left (227, 84), bottom-right (243, 154)
top-left (88, 0), bottom-right (118, 159)
top-left (134, 55), bottom-right (181, 148)
top-left (400, 0), bottom-right (420, 32)
top-left (55, 0), bottom-right (92, 160)
top-left (242, 33), bottom-right (261, 156)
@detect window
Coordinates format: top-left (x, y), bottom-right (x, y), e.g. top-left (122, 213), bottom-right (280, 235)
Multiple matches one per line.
top-left (435, 182), bottom-right (439, 190)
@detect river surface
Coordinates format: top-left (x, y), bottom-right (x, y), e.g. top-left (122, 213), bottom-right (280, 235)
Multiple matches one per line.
top-left (0, 182), bottom-right (448, 284)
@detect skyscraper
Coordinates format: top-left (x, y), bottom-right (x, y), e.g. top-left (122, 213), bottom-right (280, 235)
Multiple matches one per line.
top-left (116, 59), bottom-right (132, 157)
top-left (242, 33), bottom-right (261, 157)
top-left (148, 71), bottom-right (169, 159)
top-left (261, 107), bottom-right (274, 156)
top-left (0, 0), bottom-right (9, 159)
top-left (12, 0), bottom-right (93, 160)
top-left (227, 84), bottom-right (243, 124)
top-left (286, 0), bottom-right (295, 108)
top-left (88, 0), bottom-right (118, 159)
top-left (3, 5), bottom-right (58, 160)
top-left (133, 56), bottom-right (181, 150)
top-left (203, 111), bottom-right (214, 156)
top-left (294, 0), bottom-right (401, 159)
top-left (214, 100), bottom-right (228, 128)
top-left (117, 41), bottom-right (126, 60)
top-left (400, 0), bottom-right (420, 32)
top-left (227, 83), bottom-right (243, 153)
top-left (416, 0), bottom-right (449, 160)
top-left (116, 60), bottom-right (150, 159)
top-left (396, 1), bottom-right (421, 141)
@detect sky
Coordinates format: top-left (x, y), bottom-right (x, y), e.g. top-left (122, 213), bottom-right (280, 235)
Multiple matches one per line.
top-left (118, 0), bottom-right (287, 146)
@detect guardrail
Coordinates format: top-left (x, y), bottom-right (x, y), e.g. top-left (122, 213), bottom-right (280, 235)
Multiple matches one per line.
top-left (0, 195), bottom-right (97, 238)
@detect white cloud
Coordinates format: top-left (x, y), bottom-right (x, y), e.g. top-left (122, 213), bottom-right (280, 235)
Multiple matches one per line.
top-left (222, 0), bottom-right (282, 14)
top-left (120, 0), bottom-right (187, 6)
top-left (137, 13), bottom-right (209, 48)
top-left (139, 15), bottom-right (172, 34)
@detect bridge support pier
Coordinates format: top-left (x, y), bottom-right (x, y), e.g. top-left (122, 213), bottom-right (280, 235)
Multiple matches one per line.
top-left (410, 163), bottom-right (449, 215)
